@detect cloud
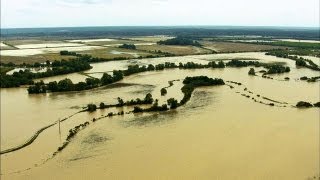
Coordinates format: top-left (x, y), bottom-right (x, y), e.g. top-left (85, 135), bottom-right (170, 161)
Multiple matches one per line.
top-left (151, 0), bottom-right (169, 5)
top-left (1, 0), bottom-right (319, 28)
top-left (55, 0), bottom-right (111, 7)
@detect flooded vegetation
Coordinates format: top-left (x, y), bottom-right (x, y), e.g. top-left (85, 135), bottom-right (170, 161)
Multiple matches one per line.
top-left (1, 50), bottom-right (319, 179)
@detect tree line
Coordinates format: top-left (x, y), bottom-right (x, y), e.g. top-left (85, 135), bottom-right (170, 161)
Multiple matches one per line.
top-left (266, 50), bottom-right (320, 71)
top-left (27, 60), bottom-right (291, 94)
top-left (1, 58), bottom-right (92, 88)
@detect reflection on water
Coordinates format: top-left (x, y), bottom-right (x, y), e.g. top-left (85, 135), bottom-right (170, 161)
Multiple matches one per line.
top-left (123, 110), bottom-right (179, 127)
top-left (1, 53), bottom-right (319, 180)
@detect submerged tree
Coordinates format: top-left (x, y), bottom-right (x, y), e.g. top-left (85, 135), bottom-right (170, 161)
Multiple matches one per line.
top-left (161, 88), bottom-right (167, 96)
top-left (167, 98), bottom-right (178, 109)
top-left (117, 97), bottom-right (125, 106)
top-left (101, 73), bottom-right (114, 85)
top-left (248, 68), bottom-right (255, 75)
top-left (144, 93), bottom-right (154, 104)
top-left (100, 102), bottom-right (106, 109)
top-left (87, 104), bottom-right (97, 112)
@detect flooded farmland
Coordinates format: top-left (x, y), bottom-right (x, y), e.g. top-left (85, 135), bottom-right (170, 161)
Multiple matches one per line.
top-left (0, 46), bottom-right (104, 56)
top-left (0, 53), bottom-right (319, 180)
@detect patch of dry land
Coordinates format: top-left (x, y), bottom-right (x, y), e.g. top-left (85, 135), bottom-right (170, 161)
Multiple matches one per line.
top-left (126, 35), bottom-right (174, 42)
top-left (0, 38), bottom-right (160, 64)
top-left (137, 44), bottom-right (212, 55)
top-left (14, 43), bottom-right (84, 49)
top-left (0, 53), bottom-right (75, 64)
top-left (201, 41), bottom-right (281, 52)
top-left (78, 47), bottom-right (155, 59)
top-left (67, 38), bottom-right (139, 46)
top-left (5, 39), bottom-right (58, 46)
top-left (0, 42), bottom-right (16, 50)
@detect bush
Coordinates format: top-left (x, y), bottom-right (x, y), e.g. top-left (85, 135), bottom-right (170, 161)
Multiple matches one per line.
top-left (248, 68), bottom-right (255, 75)
top-left (265, 65), bottom-right (290, 74)
top-left (167, 98), bottom-right (178, 109)
top-left (117, 97), bottom-right (125, 106)
top-left (296, 101), bottom-right (313, 108)
top-left (101, 73), bottom-right (114, 85)
top-left (296, 59), bottom-right (307, 66)
top-left (87, 104), bottom-right (97, 112)
top-left (133, 106), bottom-right (143, 113)
top-left (100, 102), bottom-right (106, 109)
top-left (161, 88), bottom-right (167, 96)
top-left (144, 93), bottom-right (154, 104)
top-left (300, 76), bottom-right (308, 80)
top-left (118, 44), bottom-right (136, 49)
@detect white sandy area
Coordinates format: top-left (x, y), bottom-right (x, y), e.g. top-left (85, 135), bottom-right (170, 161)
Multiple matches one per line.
top-left (15, 43), bottom-right (85, 49)
top-left (276, 39), bottom-right (320, 43)
top-left (67, 38), bottom-right (116, 43)
top-left (0, 46), bottom-right (104, 56)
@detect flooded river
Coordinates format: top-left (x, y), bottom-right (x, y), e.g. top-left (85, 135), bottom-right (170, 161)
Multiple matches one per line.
top-left (1, 52), bottom-right (319, 180)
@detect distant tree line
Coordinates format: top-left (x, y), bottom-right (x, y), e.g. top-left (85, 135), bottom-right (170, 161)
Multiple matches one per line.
top-left (3, 27), bottom-right (318, 40)
top-left (257, 41), bottom-right (320, 49)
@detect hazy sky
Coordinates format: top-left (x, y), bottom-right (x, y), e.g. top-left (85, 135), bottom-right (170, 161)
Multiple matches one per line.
top-left (1, 0), bottom-right (319, 28)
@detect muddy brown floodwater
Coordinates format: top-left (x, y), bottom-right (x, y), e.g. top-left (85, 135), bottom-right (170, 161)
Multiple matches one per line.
top-left (1, 52), bottom-right (319, 180)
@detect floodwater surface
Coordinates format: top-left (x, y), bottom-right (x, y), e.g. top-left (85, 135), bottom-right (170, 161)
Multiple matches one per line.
top-left (1, 53), bottom-right (319, 180)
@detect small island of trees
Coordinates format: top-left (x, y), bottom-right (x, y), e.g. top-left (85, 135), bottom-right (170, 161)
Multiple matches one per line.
top-left (248, 68), bottom-right (255, 75)
top-left (118, 44), bottom-right (136, 50)
top-left (161, 88), bottom-right (167, 96)
top-left (158, 36), bottom-right (202, 47)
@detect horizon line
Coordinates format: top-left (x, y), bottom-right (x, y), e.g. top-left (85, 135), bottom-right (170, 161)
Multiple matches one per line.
top-left (1, 24), bottom-right (320, 30)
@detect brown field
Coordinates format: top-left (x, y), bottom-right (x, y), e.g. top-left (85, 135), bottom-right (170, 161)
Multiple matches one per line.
top-left (0, 38), bottom-right (287, 65)
top-left (126, 36), bottom-right (174, 42)
top-left (201, 41), bottom-right (283, 52)
top-left (79, 39), bottom-right (143, 46)
top-left (78, 47), bottom-right (155, 59)
top-left (0, 46), bottom-right (16, 50)
top-left (0, 53), bottom-right (74, 64)
top-left (136, 44), bottom-right (212, 55)
top-left (0, 47), bottom-right (156, 64)
top-left (4, 39), bottom-right (64, 46)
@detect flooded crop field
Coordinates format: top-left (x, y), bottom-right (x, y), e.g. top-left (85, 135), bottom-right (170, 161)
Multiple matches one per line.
top-left (0, 46), bottom-right (105, 56)
top-left (1, 51), bottom-right (319, 180)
